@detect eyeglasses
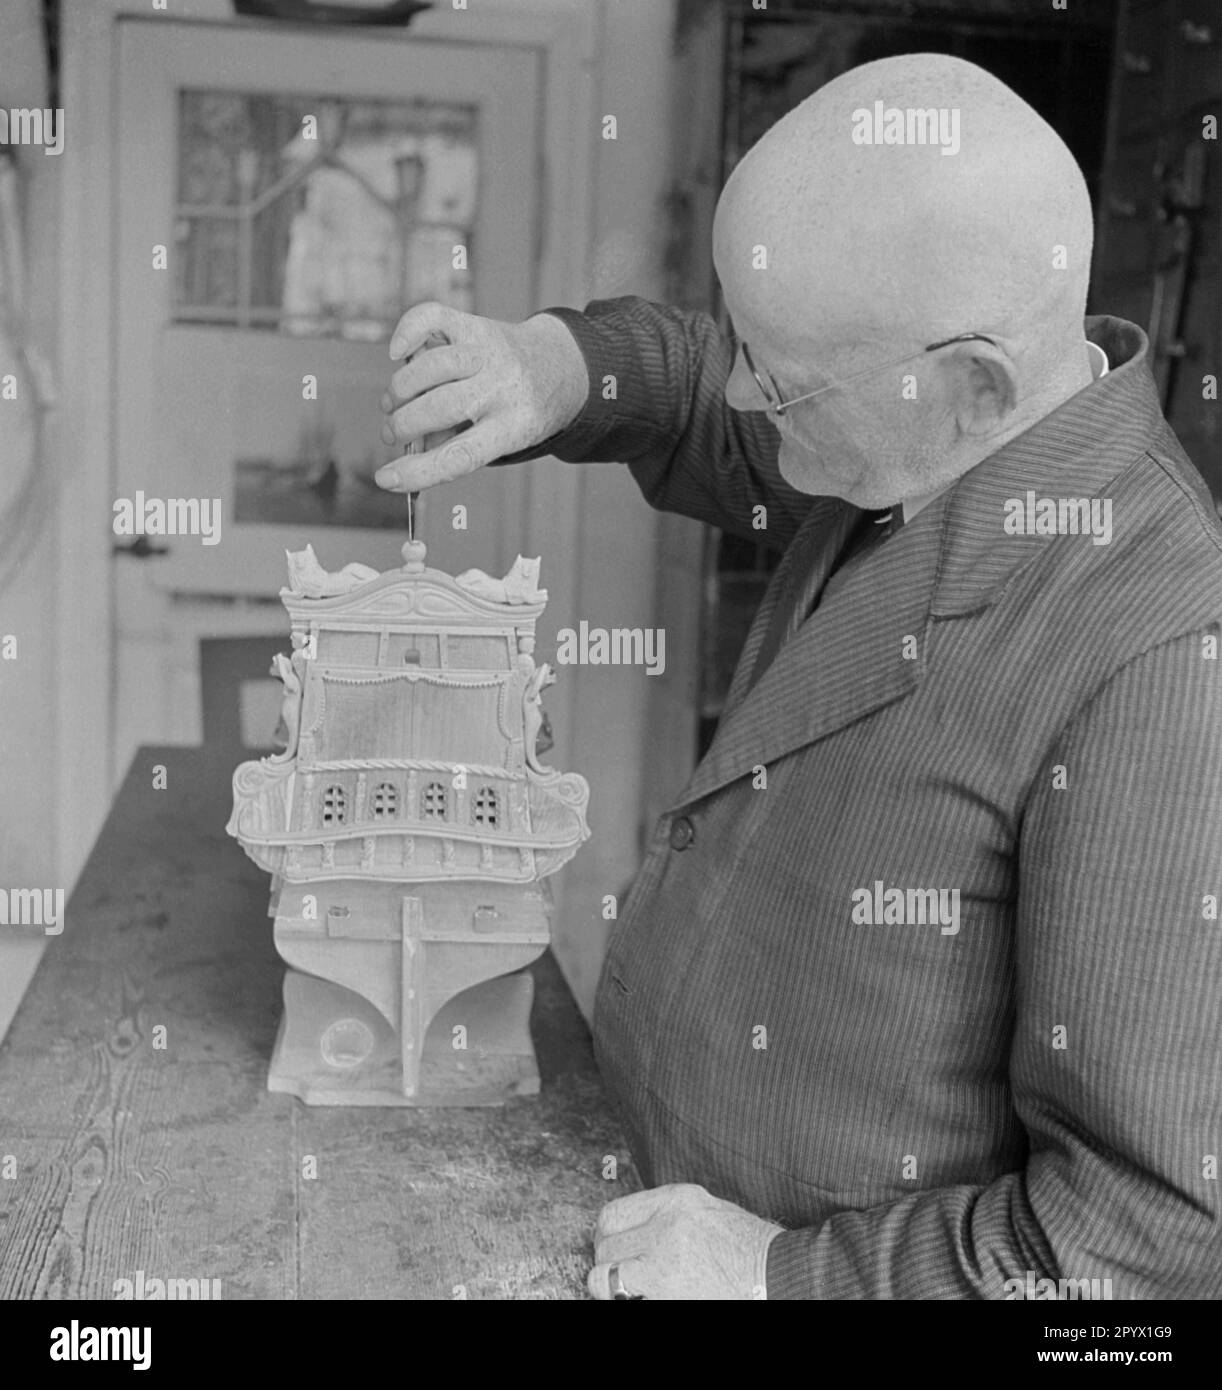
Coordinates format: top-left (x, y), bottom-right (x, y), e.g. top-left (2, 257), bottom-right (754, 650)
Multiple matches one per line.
top-left (740, 332), bottom-right (999, 417)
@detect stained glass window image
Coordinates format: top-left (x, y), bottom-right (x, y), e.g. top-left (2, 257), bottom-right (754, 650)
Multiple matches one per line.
top-left (183, 92), bottom-right (482, 528)
top-left (175, 91), bottom-right (478, 338)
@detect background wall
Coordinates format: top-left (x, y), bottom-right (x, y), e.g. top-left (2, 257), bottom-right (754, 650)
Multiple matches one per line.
top-left (547, 0), bottom-right (690, 1013)
top-left (0, 0), bottom-right (62, 1029)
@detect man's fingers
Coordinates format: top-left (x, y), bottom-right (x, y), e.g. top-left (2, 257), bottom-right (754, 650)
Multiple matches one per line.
top-left (375, 420), bottom-right (505, 492)
top-left (381, 306), bottom-right (579, 491)
top-left (387, 301), bottom-right (462, 360)
top-left (594, 1187), bottom-right (680, 1240)
top-left (383, 343), bottom-right (485, 413)
top-left (595, 1183), bottom-right (713, 1241)
top-left (384, 377), bottom-right (489, 445)
top-left (592, 1229), bottom-right (648, 1268)
top-left (587, 1257), bottom-right (650, 1302)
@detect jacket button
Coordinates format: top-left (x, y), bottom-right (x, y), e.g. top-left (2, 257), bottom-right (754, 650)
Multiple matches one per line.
top-left (669, 816), bottom-right (695, 851)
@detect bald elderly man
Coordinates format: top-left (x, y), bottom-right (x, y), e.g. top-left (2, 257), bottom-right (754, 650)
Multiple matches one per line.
top-left (378, 55), bottom-right (1222, 1300)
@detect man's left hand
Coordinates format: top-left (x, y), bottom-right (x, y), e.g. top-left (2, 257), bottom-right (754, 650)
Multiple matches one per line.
top-left (588, 1183), bottom-right (784, 1300)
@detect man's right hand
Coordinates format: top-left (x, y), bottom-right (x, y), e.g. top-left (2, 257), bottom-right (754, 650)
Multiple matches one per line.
top-left (376, 302), bottom-right (589, 493)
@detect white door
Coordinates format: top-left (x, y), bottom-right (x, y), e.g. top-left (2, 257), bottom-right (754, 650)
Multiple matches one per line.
top-left (113, 19), bottom-right (542, 778)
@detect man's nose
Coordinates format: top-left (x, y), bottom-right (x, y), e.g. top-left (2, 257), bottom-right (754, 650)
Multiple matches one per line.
top-left (725, 346), bottom-right (770, 413)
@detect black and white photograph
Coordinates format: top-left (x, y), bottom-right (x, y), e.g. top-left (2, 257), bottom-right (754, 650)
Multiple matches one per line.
top-left (0, 0), bottom-right (1219, 1350)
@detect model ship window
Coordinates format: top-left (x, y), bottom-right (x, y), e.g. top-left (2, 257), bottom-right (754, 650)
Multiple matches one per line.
top-left (421, 781), bottom-right (449, 820)
top-left (174, 91), bottom-right (479, 337)
top-left (371, 783), bottom-right (398, 819)
top-left (321, 785), bottom-right (348, 825)
top-left (472, 787), bottom-right (500, 829)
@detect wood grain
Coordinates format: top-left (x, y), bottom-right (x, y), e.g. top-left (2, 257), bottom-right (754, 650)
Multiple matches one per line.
top-left (0, 748), bottom-right (635, 1299)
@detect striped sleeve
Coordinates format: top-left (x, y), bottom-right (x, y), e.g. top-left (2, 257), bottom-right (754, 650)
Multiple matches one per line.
top-left (495, 296), bottom-right (812, 549)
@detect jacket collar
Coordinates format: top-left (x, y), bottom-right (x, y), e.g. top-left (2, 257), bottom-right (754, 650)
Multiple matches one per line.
top-left (932, 316), bottom-right (1163, 616)
top-left (671, 316), bottom-right (1164, 811)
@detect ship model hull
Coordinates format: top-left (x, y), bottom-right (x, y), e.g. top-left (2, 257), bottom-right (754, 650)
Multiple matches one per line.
top-left (227, 541), bottom-right (590, 1106)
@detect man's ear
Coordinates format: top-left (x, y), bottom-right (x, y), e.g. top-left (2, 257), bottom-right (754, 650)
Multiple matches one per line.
top-left (943, 341), bottom-right (1018, 436)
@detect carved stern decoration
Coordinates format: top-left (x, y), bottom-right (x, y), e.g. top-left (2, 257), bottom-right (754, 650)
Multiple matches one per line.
top-left (227, 540), bottom-right (590, 1106)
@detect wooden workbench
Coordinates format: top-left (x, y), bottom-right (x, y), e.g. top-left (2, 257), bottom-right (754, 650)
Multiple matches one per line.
top-left (0, 747), bottom-right (634, 1299)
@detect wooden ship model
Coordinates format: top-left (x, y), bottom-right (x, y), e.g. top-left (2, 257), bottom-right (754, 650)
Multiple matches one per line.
top-left (227, 537), bottom-right (590, 1106)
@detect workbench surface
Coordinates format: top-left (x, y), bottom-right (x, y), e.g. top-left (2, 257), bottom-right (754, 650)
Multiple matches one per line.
top-left (0, 748), bottom-right (633, 1299)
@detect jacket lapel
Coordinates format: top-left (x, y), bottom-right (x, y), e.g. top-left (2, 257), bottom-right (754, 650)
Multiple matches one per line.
top-left (673, 495), bottom-right (943, 810)
top-left (721, 497), bottom-right (857, 714)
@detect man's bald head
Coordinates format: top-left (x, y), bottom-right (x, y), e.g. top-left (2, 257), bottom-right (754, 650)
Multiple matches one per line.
top-left (716, 53), bottom-right (1091, 354)
top-left (714, 54), bottom-right (1097, 504)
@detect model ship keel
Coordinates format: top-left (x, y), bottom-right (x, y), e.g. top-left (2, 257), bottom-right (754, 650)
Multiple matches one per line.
top-left (268, 968), bottom-right (543, 1107)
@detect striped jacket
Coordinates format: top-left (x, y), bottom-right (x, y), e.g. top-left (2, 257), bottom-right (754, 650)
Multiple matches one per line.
top-left (523, 300), bottom-right (1222, 1299)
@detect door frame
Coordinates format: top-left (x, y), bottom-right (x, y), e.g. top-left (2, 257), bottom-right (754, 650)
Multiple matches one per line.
top-left (56, 0), bottom-right (598, 888)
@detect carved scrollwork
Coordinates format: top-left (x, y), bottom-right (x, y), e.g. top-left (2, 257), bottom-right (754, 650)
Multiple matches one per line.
top-left (555, 773), bottom-right (590, 806)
